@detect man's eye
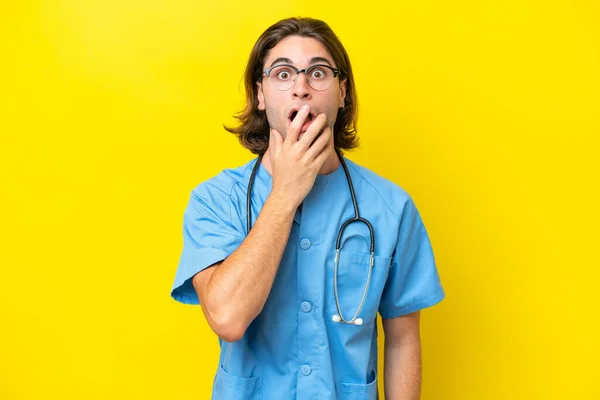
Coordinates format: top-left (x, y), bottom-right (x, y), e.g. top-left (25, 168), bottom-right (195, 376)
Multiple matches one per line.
top-left (275, 68), bottom-right (294, 80)
top-left (310, 68), bottom-right (326, 79)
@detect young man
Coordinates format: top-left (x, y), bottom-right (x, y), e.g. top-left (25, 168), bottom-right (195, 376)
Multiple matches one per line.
top-left (171, 17), bottom-right (445, 400)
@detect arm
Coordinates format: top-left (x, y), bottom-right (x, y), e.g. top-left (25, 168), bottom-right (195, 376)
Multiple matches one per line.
top-left (382, 311), bottom-right (422, 400)
top-left (192, 192), bottom-right (295, 342)
top-left (192, 107), bottom-right (333, 342)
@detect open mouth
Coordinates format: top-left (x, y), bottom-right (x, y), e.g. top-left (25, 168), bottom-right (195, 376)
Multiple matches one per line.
top-left (289, 109), bottom-right (314, 123)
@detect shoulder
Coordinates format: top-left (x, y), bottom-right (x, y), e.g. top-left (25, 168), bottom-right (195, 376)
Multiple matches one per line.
top-left (187, 159), bottom-right (255, 214)
top-left (344, 158), bottom-right (416, 220)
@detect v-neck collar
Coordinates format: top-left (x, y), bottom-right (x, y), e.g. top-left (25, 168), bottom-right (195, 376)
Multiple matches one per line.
top-left (242, 155), bottom-right (348, 226)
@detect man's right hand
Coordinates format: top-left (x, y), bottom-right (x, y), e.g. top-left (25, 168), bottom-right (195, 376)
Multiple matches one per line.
top-left (270, 104), bottom-right (334, 210)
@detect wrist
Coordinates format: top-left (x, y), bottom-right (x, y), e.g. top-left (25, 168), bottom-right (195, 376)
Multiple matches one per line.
top-left (266, 189), bottom-right (299, 217)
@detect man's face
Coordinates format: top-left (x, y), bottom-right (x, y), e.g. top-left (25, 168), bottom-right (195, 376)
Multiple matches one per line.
top-left (256, 35), bottom-right (347, 140)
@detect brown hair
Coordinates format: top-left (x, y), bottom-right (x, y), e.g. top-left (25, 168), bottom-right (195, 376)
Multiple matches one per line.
top-left (224, 17), bottom-right (359, 155)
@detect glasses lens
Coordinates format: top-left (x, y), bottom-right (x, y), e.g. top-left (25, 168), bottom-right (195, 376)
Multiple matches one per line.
top-left (269, 66), bottom-right (297, 90)
top-left (267, 65), bottom-right (337, 91)
top-left (306, 66), bottom-right (335, 91)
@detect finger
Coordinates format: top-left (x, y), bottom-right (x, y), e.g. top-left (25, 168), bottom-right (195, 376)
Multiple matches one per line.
top-left (305, 126), bottom-right (332, 161)
top-left (297, 113), bottom-right (327, 152)
top-left (285, 104), bottom-right (310, 145)
top-left (313, 135), bottom-right (334, 168)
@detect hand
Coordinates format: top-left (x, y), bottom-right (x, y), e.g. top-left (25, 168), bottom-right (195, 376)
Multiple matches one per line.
top-left (269, 105), bottom-right (333, 210)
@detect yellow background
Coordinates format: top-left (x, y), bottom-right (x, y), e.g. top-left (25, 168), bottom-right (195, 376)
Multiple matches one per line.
top-left (1, 0), bottom-right (599, 399)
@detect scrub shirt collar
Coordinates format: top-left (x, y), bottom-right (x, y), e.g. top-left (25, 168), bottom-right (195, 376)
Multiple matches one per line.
top-left (242, 154), bottom-right (348, 225)
top-left (314, 156), bottom-right (345, 187)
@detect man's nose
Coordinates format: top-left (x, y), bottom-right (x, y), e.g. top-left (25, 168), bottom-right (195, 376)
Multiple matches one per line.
top-left (292, 72), bottom-right (311, 99)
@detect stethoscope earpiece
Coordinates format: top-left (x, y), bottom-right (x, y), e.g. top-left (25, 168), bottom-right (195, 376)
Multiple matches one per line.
top-left (332, 315), bottom-right (364, 326)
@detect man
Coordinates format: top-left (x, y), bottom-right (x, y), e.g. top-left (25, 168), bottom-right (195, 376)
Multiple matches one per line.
top-left (171, 17), bottom-right (445, 400)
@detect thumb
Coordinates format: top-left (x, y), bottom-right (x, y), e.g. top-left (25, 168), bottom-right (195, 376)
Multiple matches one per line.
top-left (271, 128), bottom-right (283, 156)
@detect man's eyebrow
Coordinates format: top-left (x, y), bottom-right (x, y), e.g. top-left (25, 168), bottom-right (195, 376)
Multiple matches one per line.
top-left (268, 56), bottom-right (334, 68)
top-left (269, 57), bottom-right (294, 68)
top-left (309, 57), bottom-right (333, 67)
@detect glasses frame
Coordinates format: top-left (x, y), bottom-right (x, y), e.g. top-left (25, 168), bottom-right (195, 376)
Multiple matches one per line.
top-left (262, 64), bottom-right (341, 91)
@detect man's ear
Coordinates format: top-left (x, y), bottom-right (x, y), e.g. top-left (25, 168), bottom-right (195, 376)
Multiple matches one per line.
top-left (257, 81), bottom-right (266, 111)
top-left (339, 78), bottom-right (347, 109)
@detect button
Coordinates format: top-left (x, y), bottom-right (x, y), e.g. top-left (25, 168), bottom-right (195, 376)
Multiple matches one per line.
top-left (300, 365), bottom-right (312, 376)
top-left (300, 301), bottom-right (312, 312)
top-left (300, 238), bottom-right (311, 250)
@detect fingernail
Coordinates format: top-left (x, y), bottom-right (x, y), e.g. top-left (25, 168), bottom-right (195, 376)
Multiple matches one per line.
top-left (301, 105), bottom-right (309, 112)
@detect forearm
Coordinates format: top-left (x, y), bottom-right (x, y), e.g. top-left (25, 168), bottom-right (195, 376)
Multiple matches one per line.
top-left (384, 340), bottom-right (422, 400)
top-left (203, 190), bottom-right (296, 338)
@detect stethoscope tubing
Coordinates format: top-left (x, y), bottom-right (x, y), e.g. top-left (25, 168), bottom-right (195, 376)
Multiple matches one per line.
top-left (246, 148), bottom-right (375, 325)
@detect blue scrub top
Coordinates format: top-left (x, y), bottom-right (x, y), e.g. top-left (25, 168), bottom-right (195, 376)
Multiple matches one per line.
top-left (171, 156), bottom-right (445, 400)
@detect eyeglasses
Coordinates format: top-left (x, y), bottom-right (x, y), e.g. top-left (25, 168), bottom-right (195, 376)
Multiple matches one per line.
top-left (262, 64), bottom-right (340, 91)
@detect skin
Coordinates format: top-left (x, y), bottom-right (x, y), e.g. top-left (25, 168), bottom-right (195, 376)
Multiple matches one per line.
top-left (383, 311), bottom-right (423, 399)
top-left (256, 35), bottom-right (346, 178)
top-left (192, 35), bottom-right (422, 399)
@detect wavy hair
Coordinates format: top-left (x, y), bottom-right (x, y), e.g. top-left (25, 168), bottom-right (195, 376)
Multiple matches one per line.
top-left (224, 17), bottom-right (359, 155)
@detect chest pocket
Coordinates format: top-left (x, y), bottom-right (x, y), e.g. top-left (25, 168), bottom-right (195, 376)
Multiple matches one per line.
top-left (327, 248), bottom-right (392, 326)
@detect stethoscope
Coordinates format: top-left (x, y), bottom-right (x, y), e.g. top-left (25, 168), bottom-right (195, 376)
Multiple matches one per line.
top-left (247, 148), bottom-right (375, 326)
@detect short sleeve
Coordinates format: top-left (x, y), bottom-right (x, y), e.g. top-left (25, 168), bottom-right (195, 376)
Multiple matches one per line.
top-left (378, 197), bottom-right (445, 319)
top-left (171, 186), bottom-right (245, 305)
